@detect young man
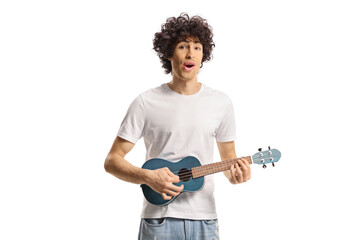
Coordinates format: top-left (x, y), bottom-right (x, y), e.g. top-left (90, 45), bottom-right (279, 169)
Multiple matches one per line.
top-left (104, 13), bottom-right (251, 240)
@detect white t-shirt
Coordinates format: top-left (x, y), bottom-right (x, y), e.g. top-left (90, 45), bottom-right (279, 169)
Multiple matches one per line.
top-left (117, 83), bottom-right (236, 220)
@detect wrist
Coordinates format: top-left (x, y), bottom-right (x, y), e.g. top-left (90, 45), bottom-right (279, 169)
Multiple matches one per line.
top-left (141, 169), bottom-right (153, 185)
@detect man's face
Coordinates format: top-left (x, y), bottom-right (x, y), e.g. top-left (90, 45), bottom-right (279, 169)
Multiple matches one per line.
top-left (168, 36), bottom-right (203, 82)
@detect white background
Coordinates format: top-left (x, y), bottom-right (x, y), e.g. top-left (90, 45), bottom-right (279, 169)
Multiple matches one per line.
top-left (1, 0), bottom-right (359, 239)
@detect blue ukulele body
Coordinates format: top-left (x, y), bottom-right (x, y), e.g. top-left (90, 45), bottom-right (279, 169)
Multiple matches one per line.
top-left (140, 156), bottom-right (204, 206)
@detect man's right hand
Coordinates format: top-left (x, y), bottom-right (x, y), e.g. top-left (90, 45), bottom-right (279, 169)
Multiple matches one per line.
top-left (145, 167), bottom-right (184, 200)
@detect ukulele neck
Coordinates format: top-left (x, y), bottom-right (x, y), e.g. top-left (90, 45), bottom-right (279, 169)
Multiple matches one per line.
top-left (191, 156), bottom-right (252, 179)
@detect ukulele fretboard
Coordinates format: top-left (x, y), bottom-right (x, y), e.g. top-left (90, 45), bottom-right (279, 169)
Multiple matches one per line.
top-left (191, 156), bottom-right (252, 178)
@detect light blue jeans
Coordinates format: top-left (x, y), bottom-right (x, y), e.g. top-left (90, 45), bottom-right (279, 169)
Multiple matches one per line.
top-left (138, 217), bottom-right (219, 240)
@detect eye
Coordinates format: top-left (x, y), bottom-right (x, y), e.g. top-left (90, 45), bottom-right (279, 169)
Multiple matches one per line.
top-left (179, 45), bottom-right (187, 49)
top-left (195, 46), bottom-right (202, 50)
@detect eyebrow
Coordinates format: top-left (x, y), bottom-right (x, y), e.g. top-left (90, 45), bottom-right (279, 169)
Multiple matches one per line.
top-left (182, 40), bottom-right (202, 44)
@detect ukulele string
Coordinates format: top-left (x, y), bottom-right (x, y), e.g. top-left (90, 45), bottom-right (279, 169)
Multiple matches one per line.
top-left (171, 169), bottom-right (209, 179)
top-left (175, 171), bottom-right (192, 179)
top-left (169, 159), bottom-right (238, 177)
top-left (170, 165), bottom-right (225, 178)
top-left (170, 167), bottom-right (219, 179)
top-left (169, 169), bottom-right (193, 175)
top-left (170, 167), bottom-right (203, 176)
top-left (170, 161), bottom-right (246, 180)
top-left (167, 170), bottom-right (193, 179)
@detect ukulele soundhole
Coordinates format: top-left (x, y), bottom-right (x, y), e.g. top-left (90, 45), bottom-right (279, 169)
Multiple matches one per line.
top-left (178, 168), bottom-right (191, 182)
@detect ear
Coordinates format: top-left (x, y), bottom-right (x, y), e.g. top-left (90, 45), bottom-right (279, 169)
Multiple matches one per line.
top-left (167, 57), bottom-right (172, 61)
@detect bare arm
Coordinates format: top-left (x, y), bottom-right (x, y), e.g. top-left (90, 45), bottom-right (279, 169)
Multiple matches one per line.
top-left (104, 136), bottom-right (183, 199)
top-left (216, 141), bottom-right (251, 184)
top-left (104, 136), bottom-right (150, 184)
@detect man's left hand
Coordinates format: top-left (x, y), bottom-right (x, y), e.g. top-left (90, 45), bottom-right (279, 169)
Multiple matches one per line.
top-left (228, 157), bottom-right (251, 184)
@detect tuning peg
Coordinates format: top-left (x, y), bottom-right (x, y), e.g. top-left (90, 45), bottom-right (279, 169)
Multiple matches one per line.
top-left (272, 162), bottom-right (275, 167)
top-left (258, 148), bottom-right (262, 152)
top-left (268, 146), bottom-right (271, 150)
top-left (263, 164), bottom-right (267, 169)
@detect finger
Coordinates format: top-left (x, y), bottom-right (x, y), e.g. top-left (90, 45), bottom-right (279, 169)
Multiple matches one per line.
top-left (235, 162), bottom-right (243, 183)
top-left (240, 157), bottom-right (250, 168)
top-left (238, 160), bottom-right (247, 173)
top-left (161, 193), bottom-right (172, 200)
top-left (168, 183), bottom-right (184, 193)
top-left (164, 186), bottom-right (183, 196)
top-left (239, 159), bottom-right (251, 181)
top-left (173, 175), bottom-right (180, 183)
top-left (165, 168), bottom-right (180, 182)
top-left (230, 165), bottom-right (238, 184)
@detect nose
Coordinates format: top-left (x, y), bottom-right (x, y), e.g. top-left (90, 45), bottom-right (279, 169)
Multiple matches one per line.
top-left (186, 48), bottom-right (193, 59)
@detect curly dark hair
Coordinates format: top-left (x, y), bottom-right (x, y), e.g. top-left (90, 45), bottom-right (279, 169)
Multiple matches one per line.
top-left (153, 13), bottom-right (215, 74)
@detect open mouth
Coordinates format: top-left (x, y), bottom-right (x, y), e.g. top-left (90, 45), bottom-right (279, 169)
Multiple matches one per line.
top-left (183, 62), bottom-right (195, 71)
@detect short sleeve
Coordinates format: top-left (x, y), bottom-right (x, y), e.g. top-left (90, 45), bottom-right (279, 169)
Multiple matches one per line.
top-left (117, 95), bottom-right (145, 144)
top-left (215, 98), bottom-right (236, 142)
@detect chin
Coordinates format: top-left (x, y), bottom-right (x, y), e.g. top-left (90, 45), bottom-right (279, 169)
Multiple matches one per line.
top-left (180, 76), bottom-right (196, 82)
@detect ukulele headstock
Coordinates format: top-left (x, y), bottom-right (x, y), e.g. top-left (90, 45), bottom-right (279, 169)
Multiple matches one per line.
top-left (252, 147), bottom-right (281, 168)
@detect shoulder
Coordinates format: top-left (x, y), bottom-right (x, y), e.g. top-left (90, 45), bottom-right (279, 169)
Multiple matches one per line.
top-left (202, 84), bottom-right (232, 103)
top-left (139, 83), bottom-right (168, 100)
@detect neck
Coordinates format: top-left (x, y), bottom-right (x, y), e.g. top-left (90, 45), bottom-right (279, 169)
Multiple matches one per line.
top-left (168, 77), bottom-right (201, 95)
top-left (191, 156), bottom-right (252, 178)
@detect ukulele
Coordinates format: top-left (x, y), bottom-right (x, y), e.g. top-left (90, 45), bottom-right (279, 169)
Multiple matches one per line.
top-left (140, 147), bottom-right (281, 206)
